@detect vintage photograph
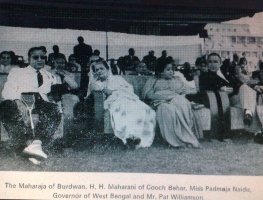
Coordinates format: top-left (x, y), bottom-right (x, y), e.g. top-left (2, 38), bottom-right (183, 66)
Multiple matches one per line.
top-left (0, 0), bottom-right (263, 177)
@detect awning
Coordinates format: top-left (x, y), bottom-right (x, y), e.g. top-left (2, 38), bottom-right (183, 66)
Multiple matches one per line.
top-left (0, 0), bottom-right (262, 36)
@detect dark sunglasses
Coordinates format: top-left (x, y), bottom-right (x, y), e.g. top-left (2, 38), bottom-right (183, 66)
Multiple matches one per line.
top-left (1, 56), bottom-right (11, 60)
top-left (32, 55), bottom-right (47, 60)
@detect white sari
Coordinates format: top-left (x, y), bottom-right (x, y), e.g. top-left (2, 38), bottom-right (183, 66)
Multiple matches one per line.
top-left (88, 72), bottom-right (156, 148)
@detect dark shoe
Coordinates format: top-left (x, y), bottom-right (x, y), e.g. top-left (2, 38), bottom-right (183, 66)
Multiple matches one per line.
top-left (243, 113), bottom-right (253, 126)
top-left (254, 130), bottom-right (263, 144)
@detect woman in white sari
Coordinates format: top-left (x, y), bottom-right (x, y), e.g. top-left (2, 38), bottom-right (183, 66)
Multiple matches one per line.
top-left (87, 60), bottom-right (156, 149)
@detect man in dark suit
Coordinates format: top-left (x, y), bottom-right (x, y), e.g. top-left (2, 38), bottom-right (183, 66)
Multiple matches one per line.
top-left (73, 36), bottom-right (93, 61)
top-left (123, 48), bottom-right (140, 74)
top-left (157, 50), bottom-right (167, 68)
top-left (48, 45), bottom-right (67, 65)
top-left (73, 36), bottom-right (93, 96)
top-left (142, 50), bottom-right (157, 72)
top-left (199, 53), bottom-right (257, 127)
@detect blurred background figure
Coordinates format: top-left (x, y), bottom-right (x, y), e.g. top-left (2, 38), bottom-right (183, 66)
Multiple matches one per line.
top-left (67, 54), bottom-right (81, 72)
top-left (180, 62), bottom-right (194, 82)
top-left (93, 49), bottom-right (103, 60)
top-left (129, 62), bottom-right (153, 76)
top-left (123, 48), bottom-right (140, 74)
top-left (142, 50), bottom-right (157, 72)
top-left (109, 59), bottom-right (119, 75)
top-left (48, 45), bottom-right (67, 65)
top-left (157, 50), bottom-right (167, 68)
top-left (0, 51), bottom-right (19, 73)
top-left (73, 36), bottom-right (93, 97)
top-left (117, 56), bottom-right (125, 75)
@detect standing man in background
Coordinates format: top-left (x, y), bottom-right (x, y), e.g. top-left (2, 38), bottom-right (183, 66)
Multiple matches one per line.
top-left (73, 36), bottom-right (93, 99)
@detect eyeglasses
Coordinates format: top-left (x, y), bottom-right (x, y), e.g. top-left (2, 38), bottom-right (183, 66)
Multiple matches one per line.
top-left (31, 55), bottom-right (47, 60)
top-left (1, 56), bottom-right (11, 60)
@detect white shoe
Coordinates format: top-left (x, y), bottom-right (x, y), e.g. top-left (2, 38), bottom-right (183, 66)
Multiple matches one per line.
top-left (23, 140), bottom-right (47, 159)
top-left (28, 158), bottom-right (41, 165)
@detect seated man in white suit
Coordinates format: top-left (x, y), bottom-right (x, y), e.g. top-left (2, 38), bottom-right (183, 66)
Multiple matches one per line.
top-left (0, 46), bottom-right (61, 162)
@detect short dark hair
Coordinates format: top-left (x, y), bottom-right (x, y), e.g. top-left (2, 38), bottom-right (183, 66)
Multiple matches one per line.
top-left (91, 60), bottom-right (110, 72)
top-left (78, 36), bottom-right (84, 43)
top-left (94, 49), bottom-right (100, 56)
top-left (233, 54), bottom-right (239, 62)
top-left (0, 51), bottom-right (11, 58)
top-left (128, 48), bottom-right (135, 53)
top-left (207, 53), bottom-right (221, 63)
top-left (28, 46), bottom-right (47, 57)
top-left (238, 57), bottom-right (247, 65)
top-left (183, 62), bottom-right (191, 71)
top-left (53, 45), bottom-right (59, 51)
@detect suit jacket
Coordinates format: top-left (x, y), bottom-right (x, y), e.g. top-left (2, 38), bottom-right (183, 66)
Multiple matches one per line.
top-left (142, 55), bottom-right (157, 71)
top-left (199, 70), bottom-right (242, 95)
top-left (123, 55), bottom-right (140, 71)
top-left (252, 70), bottom-right (263, 85)
top-left (73, 43), bottom-right (93, 59)
top-left (2, 65), bottom-right (57, 101)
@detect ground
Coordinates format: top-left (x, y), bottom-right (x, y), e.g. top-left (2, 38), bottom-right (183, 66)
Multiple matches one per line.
top-left (0, 131), bottom-right (262, 175)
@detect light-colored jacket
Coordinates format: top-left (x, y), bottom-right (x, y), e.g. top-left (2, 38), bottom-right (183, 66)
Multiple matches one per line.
top-left (2, 65), bottom-right (57, 101)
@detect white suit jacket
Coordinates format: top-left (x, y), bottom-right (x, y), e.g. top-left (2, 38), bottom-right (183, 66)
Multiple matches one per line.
top-left (2, 65), bottom-right (57, 101)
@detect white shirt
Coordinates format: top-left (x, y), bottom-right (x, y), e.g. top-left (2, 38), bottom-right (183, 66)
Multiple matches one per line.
top-left (174, 71), bottom-right (196, 88)
top-left (0, 65), bottom-right (19, 73)
top-left (2, 65), bottom-right (56, 101)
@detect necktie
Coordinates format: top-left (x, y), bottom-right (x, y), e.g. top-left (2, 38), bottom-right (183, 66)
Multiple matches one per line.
top-left (37, 70), bottom-right (43, 87)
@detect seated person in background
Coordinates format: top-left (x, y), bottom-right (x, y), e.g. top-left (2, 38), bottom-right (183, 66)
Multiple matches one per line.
top-left (0, 51), bottom-right (19, 73)
top-left (0, 46), bottom-right (61, 163)
top-left (109, 59), bottom-right (119, 75)
top-left (221, 59), bottom-right (232, 78)
top-left (177, 62), bottom-right (197, 89)
top-left (199, 59), bottom-right (208, 74)
top-left (157, 50), bottom-right (167, 69)
top-left (252, 62), bottom-right (263, 84)
top-left (67, 54), bottom-right (81, 72)
top-left (230, 54), bottom-right (239, 76)
top-left (199, 53), bottom-right (257, 127)
top-left (180, 62), bottom-right (194, 82)
top-left (123, 48), bottom-right (140, 74)
top-left (129, 62), bottom-right (154, 76)
top-left (142, 58), bottom-right (202, 148)
top-left (86, 60), bottom-right (156, 149)
top-left (48, 45), bottom-right (67, 65)
top-left (142, 50), bottom-right (157, 72)
top-left (93, 49), bottom-right (103, 60)
top-left (235, 57), bottom-right (259, 86)
top-left (45, 57), bottom-right (79, 107)
top-left (117, 56), bottom-right (125, 75)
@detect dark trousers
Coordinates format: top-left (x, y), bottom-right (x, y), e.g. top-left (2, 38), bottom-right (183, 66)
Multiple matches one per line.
top-left (0, 99), bottom-right (61, 149)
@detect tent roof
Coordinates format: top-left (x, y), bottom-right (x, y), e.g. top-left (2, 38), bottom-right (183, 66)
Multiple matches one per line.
top-left (0, 0), bottom-right (262, 36)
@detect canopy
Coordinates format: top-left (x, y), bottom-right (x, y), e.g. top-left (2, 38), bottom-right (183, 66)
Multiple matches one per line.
top-left (0, 0), bottom-right (262, 36)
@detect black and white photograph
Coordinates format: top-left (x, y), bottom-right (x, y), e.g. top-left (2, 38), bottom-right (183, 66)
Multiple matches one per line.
top-left (0, 1), bottom-right (263, 199)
